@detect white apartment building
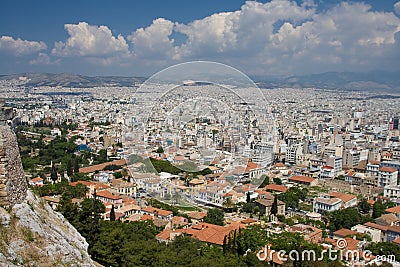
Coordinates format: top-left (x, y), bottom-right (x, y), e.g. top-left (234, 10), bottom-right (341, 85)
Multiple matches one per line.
top-left (313, 197), bottom-right (342, 214)
top-left (384, 185), bottom-right (400, 198)
top-left (378, 167), bottom-right (398, 188)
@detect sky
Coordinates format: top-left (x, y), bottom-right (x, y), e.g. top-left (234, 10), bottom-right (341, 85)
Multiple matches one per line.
top-left (0, 0), bottom-right (400, 77)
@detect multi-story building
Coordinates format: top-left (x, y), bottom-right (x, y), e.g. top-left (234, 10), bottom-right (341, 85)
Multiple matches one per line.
top-left (313, 197), bottom-right (342, 214)
top-left (286, 143), bottom-right (303, 164)
top-left (384, 185), bottom-right (400, 199)
top-left (343, 149), bottom-right (360, 168)
top-left (367, 161), bottom-right (380, 176)
top-left (378, 167), bottom-right (398, 188)
top-left (326, 155), bottom-right (343, 177)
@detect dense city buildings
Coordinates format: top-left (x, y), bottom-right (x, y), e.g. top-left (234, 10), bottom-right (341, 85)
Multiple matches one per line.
top-left (1, 75), bottom-right (400, 266)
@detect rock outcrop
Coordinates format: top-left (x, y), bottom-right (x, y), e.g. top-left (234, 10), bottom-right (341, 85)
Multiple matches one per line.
top-left (0, 124), bottom-right (28, 207)
top-left (0, 191), bottom-right (95, 266)
top-left (0, 104), bottom-right (95, 266)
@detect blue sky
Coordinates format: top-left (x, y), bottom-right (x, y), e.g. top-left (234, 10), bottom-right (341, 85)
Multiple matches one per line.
top-left (1, 0), bottom-right (399, 76)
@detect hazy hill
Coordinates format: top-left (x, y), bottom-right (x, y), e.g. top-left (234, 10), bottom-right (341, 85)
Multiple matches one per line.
top-left (0, 73), bottom-right (146, 88)
top-left (254, 71), bottom-right (400, 93)
top-left (1, 71), bottom-right (399, 93)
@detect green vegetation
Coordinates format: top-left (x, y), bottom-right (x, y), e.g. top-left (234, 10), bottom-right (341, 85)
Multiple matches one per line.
top-left (57, 199), bottom-right (266, 267)
top-left (366, 242), bottom-right (400, 261)
top-left (203, 208), bottom-right (224, 226)
top-left (32, 178), bottom-right (87, 198)
top-left (326, 207), bottom-right (372, 231)
top-left (259, 175), bottom-right (270, 187)
top-left (372, 199), bottom-right (386, 218)
top-left (278, 186), bottom-right (308, 210)
top-left (16, 124), bottom-right (112, 179)
top-left (273, 177), bottom-right (282, 185)
top-left (358, 198), bottom-right (371, 214)
top-left (150, 157), bottom-right (212, 176)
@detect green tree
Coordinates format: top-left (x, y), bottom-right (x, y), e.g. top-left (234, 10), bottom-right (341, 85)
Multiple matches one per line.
top-left (66, 159), bottom-right (73, 177)
top-left (278, 186), bottom-right (308, 210)
top-left (204, 208), bottom-right (224, 226)
top-left (241, 203), bottom-right (256, 214)
top-left (358, 198), bottom-right (371, 214)
top-left (273, 177), bottom-right (282, 185)
top-left (223, 198), bottom-right (235, 211)
top-left (367, 242), bottom-right (400, 261)
top-left (73, 158), bottom-right (79, 174)
top-left (110, 205), bottom-right (116, 221)
top-left (236, 225), bottom-right (269, 255)
top-left (372, 199), bottom-right (386, 218)
top-left (259, 175), bottom-right (270, 188)
top-left (246, 191), bottom-right (251, 203)
top-left (156, 146), bottom-right (164, 153)
top-left (50, 164), bottom-right (58, 183)
top-left (271, 195), bottom-right (278, 216)
top-left (327, 208), bottom-right (362, 231)
top-left (57, 194), bottom-right (78, 223)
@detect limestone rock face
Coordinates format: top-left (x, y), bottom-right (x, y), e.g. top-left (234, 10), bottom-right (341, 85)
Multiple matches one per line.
top-left (0, 124), bottom-right (28, 207)
top-left (0, 108), bottom-right (94, 266)
top-left (0, 190), bottom-right (95, 266)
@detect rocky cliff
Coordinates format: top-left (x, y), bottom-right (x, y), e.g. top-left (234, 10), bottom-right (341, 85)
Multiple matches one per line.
top-left (0, 106), bottom-right (95, 266)
top-left (0, 191), bottom-right (95, 266)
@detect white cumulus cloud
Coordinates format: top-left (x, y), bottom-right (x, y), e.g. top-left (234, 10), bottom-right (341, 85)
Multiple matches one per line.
top-left (47, 0), bottom-right (400, 74)
top-left (29, 53), bottom-right (59, 65)
top-left (395, 2), bottom-right (400, 15)
top-left (52, 22), bottom-right (130, 57)
top-left (0, 36), bottom-right (47, 56)
top-left (128, 18), bottom-right (176, 60)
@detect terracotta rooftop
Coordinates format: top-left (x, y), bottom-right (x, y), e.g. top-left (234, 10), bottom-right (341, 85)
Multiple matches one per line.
top-left (393, 237), bottom-right (400, 245)
top-left (333, 228), bottom-right (359, 238)
top-left (380, 167), bottom-right (397, 173)
top-left (386, 205), bottom-right (400, 214)
top-left (289, 175), bottom-right (315, 183)
top-left (140, 214), bottom-right (153, 221)
top-left (388, 225), bottom-right (400, 234)
top-left (330, 192), bottom-right (356, 203)
top-left (30, 177), bottom-right (43, 183)
top-left (185, 222), bottom-right (233, 245)
top-left (265, 184), bottom-right (288, 193)
top-left (96, 190), bottom-right (122, 201)
top-left (188, 211), bottom-right (207, 220)
top-left (245, 161), bottom-right (261, 172)
top-left (364, 222), bottom-right (388, 232)
top-left (79, 159), bottom-right (127, 173)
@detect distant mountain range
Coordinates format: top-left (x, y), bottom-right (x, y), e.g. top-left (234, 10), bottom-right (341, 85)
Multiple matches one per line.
top-left (0, 71), bottom-right (399, 93)
top-left (0, 73), bottom-right (146, 88)
top-left (253, 71), bottom-right (400, 93)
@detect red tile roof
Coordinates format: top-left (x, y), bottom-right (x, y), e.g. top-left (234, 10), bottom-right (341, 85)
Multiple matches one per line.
top-left (245, 162), bottom-right (261, 172)
top-left (265, 184), bottom-right (288, 193)
top-left (188, 211), bottom-right (207, 220)
top-left (393, 237), bottom-right (400, 245)
top-left (364, 222), bottom-right (389, 232)
top-left (388, 225), bottom-right (400, 234)
top-left (96, 190), bottom-right (122, 201)
top-left (386, 206), bottom-right (400, 214)
top-left (380, 167), bottom-right (397, 173)
top-left (141, 214), bottom-right (152, 221)
top-left (330, 192), bottom-right (356, 203)
top-left (185, 223), bottom-right (233, 245)
top-left (30, 177), bottom-right (43, 183)
top-left (333, 228), bottom-right (359, 237)
top-left (79, 159), bottom-right (127, 173)
top-left (289, 175), bottom-right (315, 183)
